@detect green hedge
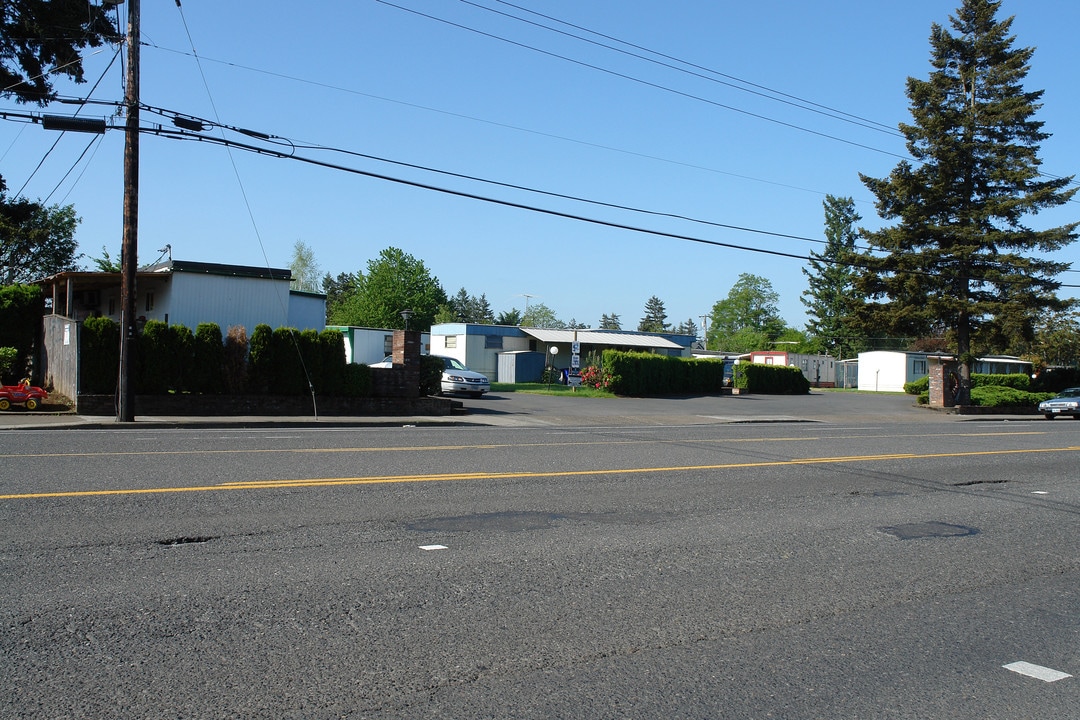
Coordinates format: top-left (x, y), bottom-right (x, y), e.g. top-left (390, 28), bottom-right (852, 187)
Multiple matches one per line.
top-left (80, 316), bottom-right (120, 394)
top-left (735, 362), bottom-right (811, 394)
top-left (905, 373), bottom-right (1036, 396)
top-left (598, 351), bottom-right (805, 396)
top-left (75, 319), bottom-right (364, 398)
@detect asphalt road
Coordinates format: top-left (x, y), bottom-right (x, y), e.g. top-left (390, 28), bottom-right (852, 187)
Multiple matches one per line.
top-left (2, 395), bottom-right (1079, 718)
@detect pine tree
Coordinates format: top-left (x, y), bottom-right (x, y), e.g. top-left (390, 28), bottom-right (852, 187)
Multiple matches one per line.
top-left (801, 195), bottom-right (864, 358)
top-left (855, 0), bottom-right (1077, 404)
top-left (638, 296), bottom-right (669, 333)
top-left (599, 313), bottom-right (621, 330)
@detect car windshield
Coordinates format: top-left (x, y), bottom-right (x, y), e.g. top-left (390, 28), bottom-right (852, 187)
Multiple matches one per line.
top-left (1057, 388), bottom-right (1080, 398)
top-left (441, 357), bottom-right (468, 371)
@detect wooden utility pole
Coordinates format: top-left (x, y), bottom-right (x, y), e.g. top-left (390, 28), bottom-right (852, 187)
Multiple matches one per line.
top-left (118, 0), bottom-right (140, 422)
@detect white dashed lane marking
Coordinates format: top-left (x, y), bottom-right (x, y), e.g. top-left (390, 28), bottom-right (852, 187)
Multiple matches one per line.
top-left (419, 544), bottom-right (448, 551)
top-left (1003, 661), bottom-right (1072, 682)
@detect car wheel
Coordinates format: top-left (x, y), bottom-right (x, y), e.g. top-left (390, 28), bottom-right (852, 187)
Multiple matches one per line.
top-left (1044, 414), bottom-right (1055, 420)
top-left (25, 398), bottom-right (38, 411)
top-left (0, 398), bottom-right (9, 411)
top-left (469, 392), bottom-right (483, 399)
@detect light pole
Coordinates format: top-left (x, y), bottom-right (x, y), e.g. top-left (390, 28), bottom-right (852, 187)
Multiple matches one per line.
top-left (400, 309), bottom-right (414, 330)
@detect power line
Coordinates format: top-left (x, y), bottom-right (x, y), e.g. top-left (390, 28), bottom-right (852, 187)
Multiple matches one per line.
top-left (140, 121), bottom-right (1080, 289)
top-left (470, 0), bottom-right (902, 137)
top-left (375, 0), bottom-right (913, 162)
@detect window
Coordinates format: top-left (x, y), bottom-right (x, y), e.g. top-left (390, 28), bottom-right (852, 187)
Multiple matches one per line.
top-left (445, 335), bottom-right (457, 348)
top-left (913, 359), bottom-right (927, 376)
top-left (484, 335), bottom-right (503, 349)
top-left (145, 292), bottom-right (154, 312)
top-left (383, 335), bottom-right (393, 355)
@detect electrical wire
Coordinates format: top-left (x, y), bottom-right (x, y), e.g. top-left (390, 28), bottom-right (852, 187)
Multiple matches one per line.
top-left (375, 0), bottom-right (913, 162)
top-left (144, 123), bottom-right (1080, 289)
top-left (139, 41), bottom-right (849, 204)
top-left (467, 0), bottom-right (903, 138)
top-left (170, 0), bottom-right (318, 416)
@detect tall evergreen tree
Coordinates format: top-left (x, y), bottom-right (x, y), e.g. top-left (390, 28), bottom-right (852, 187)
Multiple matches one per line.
top-left (802, 195), bottom-right (865, 358)
top-left (637, 296), bottom-right (669, 332)
top-left (854, 0), bottom-right (1077, 404)
top-left (599, 313), bottom-right (621, 330)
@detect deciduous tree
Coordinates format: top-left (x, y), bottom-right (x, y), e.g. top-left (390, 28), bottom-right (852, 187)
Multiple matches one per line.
top-left (708, 273), bottom-right (788, 352)
top-left (0, 180), bottom-right (80, 284)
top-left (328, 247), bottom-right (447, 331)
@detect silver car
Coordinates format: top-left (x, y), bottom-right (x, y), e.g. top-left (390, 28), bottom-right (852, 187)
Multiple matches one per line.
top-left (1038, 387), bottom-right (1080, 419)
top-left (435, 356), bottom-right (490, 398)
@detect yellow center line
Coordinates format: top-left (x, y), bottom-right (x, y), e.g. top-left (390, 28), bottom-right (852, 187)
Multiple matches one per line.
top-left (2, 445), bottom-right (1077, 500)
top-left (0, 430), bottom-right (1049, 460)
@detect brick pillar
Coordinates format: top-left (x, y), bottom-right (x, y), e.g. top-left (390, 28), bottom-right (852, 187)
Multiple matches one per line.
top-left (392, 329), bottom-right (421, 398)
top-left (928, 356), bottom-right (959, 407)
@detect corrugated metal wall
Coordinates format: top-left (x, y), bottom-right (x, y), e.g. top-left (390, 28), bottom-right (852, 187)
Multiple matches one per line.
top-left (40, 314), bottom-right (79, 401)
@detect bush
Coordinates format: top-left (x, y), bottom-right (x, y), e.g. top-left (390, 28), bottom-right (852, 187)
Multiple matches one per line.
top-left (80, 316), bottom-right (119, 394)
top-left (136, 320), bottom-right (175, 394)
top-left (267, 327), bottom-right (311, 395)
top-left (904, 376), bottom-right (929, 395)
top-left (192, 323), bottom-right (225, 394)
top-left (223, 326), bottom-right (248, 394)
top-left (420, 355), bottom-right (445, 396)
top-left (736, 363), bottom-right (810, 394)
top-left (342, 362), bottom-right (371, 397)
top-left (600, 351), bottom-right (740, 396)
top-left (970, 385), bottom-right (1054, 408)
top-left (319, 329), bottom-right (347, 395)
top-left (0, 284), bottom-right (43, 381)
top-left (0, 346), bottom-right (18, 383)
top-left (247, 324), bottom-right (274, 394)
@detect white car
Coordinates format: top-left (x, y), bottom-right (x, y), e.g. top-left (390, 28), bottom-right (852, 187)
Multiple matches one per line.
top-left (435, 356), bottom-right (490, 398)
top-left (1038, 387), bottom-right (1080, 419)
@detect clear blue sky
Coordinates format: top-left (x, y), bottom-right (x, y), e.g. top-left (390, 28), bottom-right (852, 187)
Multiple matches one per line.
top-left (2, 0), bottom-right (1078, 331)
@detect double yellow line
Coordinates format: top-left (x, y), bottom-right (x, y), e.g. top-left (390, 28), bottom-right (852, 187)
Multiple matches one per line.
top-left (2, 445), bottom-right (1077, 501)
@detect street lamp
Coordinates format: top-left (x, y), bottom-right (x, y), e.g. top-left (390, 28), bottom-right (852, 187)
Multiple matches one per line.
top-left (400, 309), bottom-right (414, 330)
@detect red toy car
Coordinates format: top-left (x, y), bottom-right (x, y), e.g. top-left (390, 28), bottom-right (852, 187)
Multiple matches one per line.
top-left (0, 382), bottom-right (48, 411)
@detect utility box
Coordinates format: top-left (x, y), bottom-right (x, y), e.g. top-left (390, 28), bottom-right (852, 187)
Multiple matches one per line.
top-left (497, 351), bottom-right (546, 384)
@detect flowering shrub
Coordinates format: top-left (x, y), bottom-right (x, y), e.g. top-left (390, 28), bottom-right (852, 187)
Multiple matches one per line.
top-left (579, 365), bottom-right (614, 390)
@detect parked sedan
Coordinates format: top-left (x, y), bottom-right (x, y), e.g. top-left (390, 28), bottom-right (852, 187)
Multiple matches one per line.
top-left (1038, 387), bottom-right (1080, 419)
top-left (435, 356), bottom-right (490, 398)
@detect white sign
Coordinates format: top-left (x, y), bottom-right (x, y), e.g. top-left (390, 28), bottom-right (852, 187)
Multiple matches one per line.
top-left (571, 353), bottom-right (581, 369)
top-left (571, 341), bottom-right (580, 354)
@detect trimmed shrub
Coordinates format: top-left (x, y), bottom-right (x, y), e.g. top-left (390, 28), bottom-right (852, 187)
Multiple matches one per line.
top-left (904, 376), bottom-right (929, 395)
top-left (136, 320), bottom-right (175, 394)
top-left (342, 362), bottom-right (371, 397)
top-left (247, 324), bottom-right (274, 394)
top-left (970, 385), bottom-right (1054, 408)
top-left (318, 329), bottom-right (346, 395)
top-left (270, 327), bottom-right (307, 395)
top-left (601, 351), bottom-right (736, 396)
top-left (80, 316), bottom-right (120, 394)
top-left (420, 355), bottom-right (445, 396)
top-left (192, 323), bottom-right (225, 394)
top-left (736, 363), bottom-right (811, 394)
top-left (223, 325), bottom-right (249, 395)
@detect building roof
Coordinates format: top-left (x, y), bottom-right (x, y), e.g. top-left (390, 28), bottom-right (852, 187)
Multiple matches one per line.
top-left (520, 327), bottom-right (683, 350)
